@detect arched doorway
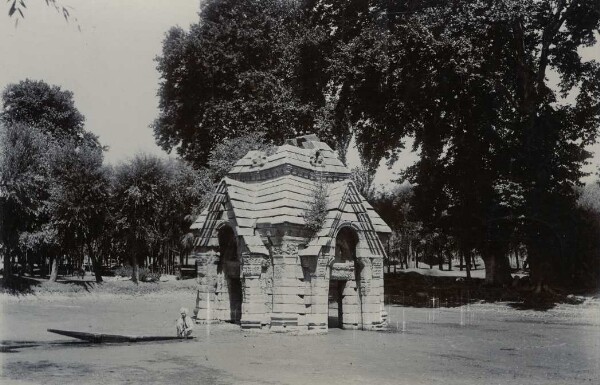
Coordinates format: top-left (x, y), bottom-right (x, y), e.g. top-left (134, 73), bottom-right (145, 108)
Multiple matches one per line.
top-left (218, 225), bottom-right (242, 323)
top-left (328, 227), bottom-right (360, 329)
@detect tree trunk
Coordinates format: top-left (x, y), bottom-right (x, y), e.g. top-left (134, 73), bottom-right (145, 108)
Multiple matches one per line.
top-left (88, 244), bottom-right (103, 283)
top-left (459, 251), bottom-right (464, 271)
top-left (131, 249), bottom-right (139, 283)
top-left (438, 250), bottom-right (443, 271)
top-left (91, 257), bottom-right (103, 283)
top-left (3, 250), bottom-right (13, 284)
top-left (49, 256), bottom-right (59, 282)
top-left (132, 261), bottom-right (139, 283)
top-left (515, 249), bottom-right (520, 270)
top-left (447, 252), bottom-right (452, 271)
top-left (465, 251), bottom-right (471, 280)
top-left (526, 243), bottom-right (547, 292)
top-left (481, 251), bottom-right (512, 285)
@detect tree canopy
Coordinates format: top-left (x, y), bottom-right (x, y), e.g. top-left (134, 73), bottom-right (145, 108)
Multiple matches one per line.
top-left (155, 0), bottom-right (600, 286)
top-left (1, 79), bottom-right (85, 140)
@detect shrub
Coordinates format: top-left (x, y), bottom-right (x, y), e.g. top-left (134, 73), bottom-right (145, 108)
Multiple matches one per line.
top-left (303, 177), bottom-right (328, 234)
top-left (114, 265), bottom-right (132, 277)
top-left (139, 267), bottom-right (161, 283)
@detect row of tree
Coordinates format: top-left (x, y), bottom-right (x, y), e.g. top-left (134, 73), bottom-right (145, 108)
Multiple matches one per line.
top-left (153, 0), bottom-right (600, 289)
top-left (373, 180), bottom-right (600, 286)
top-left (0, 80), bottom-right (212, 283)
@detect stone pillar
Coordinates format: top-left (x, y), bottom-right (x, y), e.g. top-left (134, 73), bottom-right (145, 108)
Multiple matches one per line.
top-left (341, 278), bottom-right (362, 330)
top-left (270, 239), bottom-right (304, 332)
top-left (240, 253), bottom-right (268, 330)
top-left (194, 249), bottom-right (219, 324)
top-left (213, 270), bottom-right (231, 322)
top-left (328, 260), bottom-right (361, 330)
top-left (303, 254), bottom-right (327, 333)
top-left (359, 256), bottom-right (386, 330)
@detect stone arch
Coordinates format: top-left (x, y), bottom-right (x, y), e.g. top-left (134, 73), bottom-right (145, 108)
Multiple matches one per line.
top-left (334, 226), bottom-right (359, 263)
top-left (328, 225), bottom-right (365, 329)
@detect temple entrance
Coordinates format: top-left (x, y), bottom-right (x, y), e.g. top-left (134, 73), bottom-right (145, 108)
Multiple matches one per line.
top-left (328, 227), bottom-right (361, 329)
top-left (218, 225), bottom-right (242, 324)
top-left (328, 280), bottom-right (345, 328)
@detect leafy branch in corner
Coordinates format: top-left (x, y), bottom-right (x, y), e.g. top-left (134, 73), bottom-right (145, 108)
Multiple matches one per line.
top-left (7, 0), bottom-right (79, 30)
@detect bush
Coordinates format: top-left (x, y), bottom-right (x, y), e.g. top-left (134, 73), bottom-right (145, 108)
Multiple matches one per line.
top-left (139, 267), bottom-right (161, 283)
top-left (114, 265), bottom-right (132, 277)
top-left (112, 265), bottom-right (161, 282)
top-left (303, 177), bottom-right (328, 234)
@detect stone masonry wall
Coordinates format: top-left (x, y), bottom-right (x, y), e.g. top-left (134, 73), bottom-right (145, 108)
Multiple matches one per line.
top-left (193, 233), bottom-right (386, 332)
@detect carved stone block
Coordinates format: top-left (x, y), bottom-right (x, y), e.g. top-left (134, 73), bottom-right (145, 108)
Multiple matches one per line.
top-left (372, 258), bottom-right (383, 278)
top-left (242, 264), bottom-right (262, 277)
top-left (330, 262), bottom-right (355, 280)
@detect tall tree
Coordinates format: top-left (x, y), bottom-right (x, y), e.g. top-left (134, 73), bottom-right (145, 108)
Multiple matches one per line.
top-left (1, 80), bottom-right (92, 283)
top-left (0, 123), bottom-right (51, 282)
top-left (152, 0), bottom-right (600, 287)
top-left (506, 0), bottom-right (600, 288)
top-left (112, 155), bottom-right (166, 282)
top-left (112, 155), bottom-right (209, 282)
top-left (1, 79), bottom-right (85, 139)
top-left (153, 0), bottom-right (314, 168)
top-left (331, 0), bottom-right (599, 285)
top-left (46, 133), bottom-right (111, 283)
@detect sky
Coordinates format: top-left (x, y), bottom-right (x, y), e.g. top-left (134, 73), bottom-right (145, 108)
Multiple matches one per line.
top-left (1, 0), bottom-right (598, 188)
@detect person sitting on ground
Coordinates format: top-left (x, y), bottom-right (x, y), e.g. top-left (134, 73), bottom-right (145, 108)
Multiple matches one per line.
top-left (176, 307), bottom-right (194, 338)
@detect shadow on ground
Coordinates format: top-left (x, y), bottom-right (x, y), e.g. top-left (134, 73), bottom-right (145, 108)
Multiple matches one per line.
top-left (0, 338), bottom-right (195, 353)
top-left (1, 276), bottom-right (100, 294)
top-left (59, 280), bottom-right (97, 292)
top-left (384, 271), bottom-right (589, 310)
top-left (0, 276), bottom-right (41, 295)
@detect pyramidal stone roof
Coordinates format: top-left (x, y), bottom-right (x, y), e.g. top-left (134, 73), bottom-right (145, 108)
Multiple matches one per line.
top-left (227, 134), bottom-right (350, 182)
top-left (191, 135), bottom-right (391, 257)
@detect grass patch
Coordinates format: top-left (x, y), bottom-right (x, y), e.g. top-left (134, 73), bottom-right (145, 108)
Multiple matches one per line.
top-left (384, 271), bottom-right (591, 310)
top-left (1, 275), bottom-right (198, 297)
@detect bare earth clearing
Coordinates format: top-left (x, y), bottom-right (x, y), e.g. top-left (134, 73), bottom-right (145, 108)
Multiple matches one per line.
top-left (1, 278), bottom-right (599, 385)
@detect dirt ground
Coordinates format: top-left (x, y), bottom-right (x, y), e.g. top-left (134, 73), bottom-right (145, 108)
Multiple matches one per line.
top-left (1, 290), bottom-right (599, 385)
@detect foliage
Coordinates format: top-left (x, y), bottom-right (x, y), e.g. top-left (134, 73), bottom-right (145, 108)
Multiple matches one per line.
top-left (1, 79), bottom-right (85, 139)
top-left (303, 177), bottom-right (328, 234)
top-left (208, 132), bottom-right (273, 181)
top-left (372, 183), bottom-right (421, 266)
top-left (350, 165), bottom-right (375, 203)
top-left (139, 267), bottom-right (161, 283)
top-left (114, 265), bottom-right (132, 278)
top-left (6, 0), bottom-right (78, 28)
top-left (153, 0), bottom-right (314, 168)
top-left (111, 154), bottom-right (210, 281)
top-left (114, 265), bottom-right (160, 282)
top-left (46, 134), bottom-right (110, 282)
top-left (0, 80), bottom-right (98, 283)
top-left (111, 155), bottom-right (169, 281)
top-left (0, 123), bottom-right (52, 279)
top-left (152, 0), bottom-right (599, 287)
top-left (325, 0), bottom-right (600, 286)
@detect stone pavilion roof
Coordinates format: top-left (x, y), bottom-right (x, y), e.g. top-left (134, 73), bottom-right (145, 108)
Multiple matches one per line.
top-left (191, 135), bottom-right (391, 257)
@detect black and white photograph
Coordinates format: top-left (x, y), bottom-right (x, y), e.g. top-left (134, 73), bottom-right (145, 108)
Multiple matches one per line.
top-left (1, 1), bottom-right (599, 384)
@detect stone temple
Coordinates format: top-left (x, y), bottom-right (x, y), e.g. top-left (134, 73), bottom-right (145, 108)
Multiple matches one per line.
top-left (191, 134), bottom-right (391, 332)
